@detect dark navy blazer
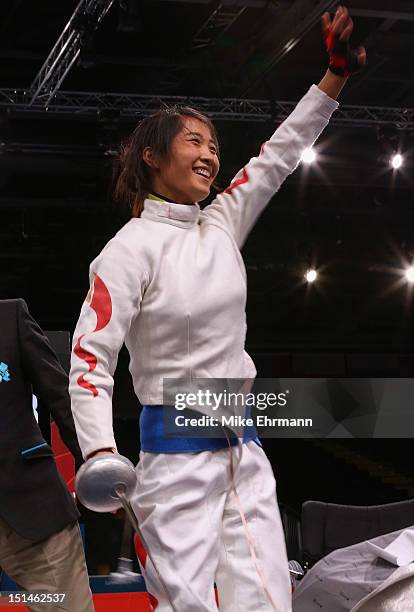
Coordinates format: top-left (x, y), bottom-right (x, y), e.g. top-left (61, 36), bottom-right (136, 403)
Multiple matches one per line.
top-left (0, 299), bottom-right (82, 541)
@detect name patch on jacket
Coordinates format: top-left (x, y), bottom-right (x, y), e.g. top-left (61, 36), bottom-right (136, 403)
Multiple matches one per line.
top-left (0, 362), bottom-right (10, 383)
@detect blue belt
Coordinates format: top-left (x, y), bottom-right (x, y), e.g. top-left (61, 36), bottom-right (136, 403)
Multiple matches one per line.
top-left (140, 406), bottom-right (260, 453)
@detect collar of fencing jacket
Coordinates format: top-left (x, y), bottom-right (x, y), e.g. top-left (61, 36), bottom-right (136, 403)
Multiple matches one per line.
top-left (141, 195), bottom-right (201, 229)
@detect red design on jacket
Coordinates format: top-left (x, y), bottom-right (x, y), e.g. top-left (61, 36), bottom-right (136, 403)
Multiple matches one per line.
top-left (73, 273), bottom-right (112, 397)
top-left (224, 167), bottom-right (249, 195)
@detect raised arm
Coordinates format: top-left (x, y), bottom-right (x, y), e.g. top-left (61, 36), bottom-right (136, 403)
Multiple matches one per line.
top-left (203, 5), bottom-right (366, 248)
top-left (69, 236), bottom-right (147, 460)
top-left (203, 85), bottom-right (338, 248)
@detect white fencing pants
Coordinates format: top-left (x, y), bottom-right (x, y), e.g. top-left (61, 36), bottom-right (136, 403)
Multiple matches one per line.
top-left (131, 441), bottom-right (292, 612)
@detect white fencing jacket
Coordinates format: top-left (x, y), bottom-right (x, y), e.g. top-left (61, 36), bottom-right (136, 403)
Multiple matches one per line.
top-left (69, 85), bottom-right (338, 459)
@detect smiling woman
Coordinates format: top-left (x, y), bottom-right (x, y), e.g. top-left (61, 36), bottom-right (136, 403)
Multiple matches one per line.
top-left (69, 6), bottom-right (367, 611)
top-left (142, 117), bottom-right (220, 205)
top-left (114, 106), bottom-right (220, 216)
top-left (71, 86), bottom-right (338, 612)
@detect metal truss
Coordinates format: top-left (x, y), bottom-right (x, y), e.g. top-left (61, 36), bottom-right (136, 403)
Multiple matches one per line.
top-left (192, 4), bottom-right (246, 49)
top-left (1, 88), bottom-right (414, 129)
top-left (29, 0), bottom-right (114, 107)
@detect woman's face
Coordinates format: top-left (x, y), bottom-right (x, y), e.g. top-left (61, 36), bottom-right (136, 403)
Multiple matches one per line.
top-left (145, 117), bottom-right (220, 204)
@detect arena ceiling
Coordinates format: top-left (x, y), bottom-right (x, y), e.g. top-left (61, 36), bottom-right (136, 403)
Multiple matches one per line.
top-left (1, 0), bottom-right (414, 350)
top-left (1, 0), bottom-right (413, 102)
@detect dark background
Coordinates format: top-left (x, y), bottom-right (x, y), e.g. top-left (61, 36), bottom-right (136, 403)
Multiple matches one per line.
top-left (2, 0), bottom-right (414, 571)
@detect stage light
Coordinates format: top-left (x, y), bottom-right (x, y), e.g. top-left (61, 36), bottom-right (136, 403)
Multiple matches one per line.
top-left (391, 153), bottom-right (403, 169)
top-left (301, 148), bottom-right (316, 164)
top-left (305, 269), bottom-right (318, 283)
top-left (405, 267), bottom-right (414, 283)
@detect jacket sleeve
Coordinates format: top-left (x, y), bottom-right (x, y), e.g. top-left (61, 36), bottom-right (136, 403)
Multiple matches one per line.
top-left (17, 299), bottom-right (83, 468)
top-left (69, 238), bottom-right (147, 460)
top-left (203, 85), bottom-right (338, 248)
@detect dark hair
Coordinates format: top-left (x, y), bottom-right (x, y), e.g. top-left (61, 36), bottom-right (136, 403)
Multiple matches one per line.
top-left (114, 106), bottom-right (220, 218)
